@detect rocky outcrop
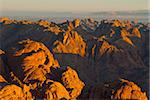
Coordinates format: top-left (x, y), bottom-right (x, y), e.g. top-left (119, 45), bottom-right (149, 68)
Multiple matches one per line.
top-left (7, 39), bottom-right (59, 85)
top-left (98, 40), bottom-right (119, 56)
top-left (44, 80), bottom-right (70, 100)
top-left (112, 79), bottom-right (148, 100)
top-left (131, 27), bottom-right (141, 38)
top-left (1, 39), bottom-right (85, 99)
top-left (61, 67), bottom-right (85, 98)
top-left (0, 75), bottom-right (7, 83)
top-left (88, 79), bottom-right (148, 100)
top-left (38, 20), bottom-right (63, 34)
top-left (0, 17), bottom-right (13, 24)
top-left (59, 19), bottom-right (81, 31)
top-left (0, 74), bottom-right (33, 100)
top-left (0, 84), bottom-right (33, 100)
top-left (53, 30), bottom-right (86, 57)
top-left (73, 19), bottom-right (81, 28)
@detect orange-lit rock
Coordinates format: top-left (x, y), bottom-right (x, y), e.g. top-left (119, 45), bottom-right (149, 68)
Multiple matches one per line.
top-left (0, 84), bottom-right (33, 100)
top-left (44, 80), bottom-right (70, 100)
top-left (112, 79), bottom-right (148, 100)
top-left (73, 18), bottom-right (81, 28)
top-left (112, 20), bottom-right (123, 27)
top-left (45, 26), bottom-right (63, 35)
top-left (0, 18), bottom-right (149, 99)
top-left (88, 79), bottom-right (148, 100)
top-left (53, 31), bottom-right (86, 57)
top-left (121, 29), bottom-right (134, 45)
top-left (0, 17), bottom-right (12, 24)
top-left (38, 20), bottom-right (50, 27)
top-left (7, 39), bottom-right (59, 84)
top-left (99, 41), bottom-right (119, 56)
top-left (61, 66), bottom-right (85, 98)
top-left (0, 49), bottom-right (5, 55)
top-left (0, 75), bottom-right (7, 83)
top-left (132, 27), bottom-right (141, 38)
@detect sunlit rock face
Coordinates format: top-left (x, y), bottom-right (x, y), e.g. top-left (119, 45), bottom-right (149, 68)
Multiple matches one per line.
top-left (87, 79), bottom-right (148, 100)
top-left (7, 39), bottom-right (59, 84)
top-left (0, 17), bottom-right (13, 24)
top-left (1, 38), bottom-right (85, 99)
top-left (112, 79), bottom-right (148, 100)
top-left (53, 30), bottom-right (86, 57)
top-left (0, 84), bottom-right (33, 100)
top-left (44, 80), bottom-right (71, 100)
top-left (61, 66), bottom-right (85, 98)
top-left (0, 75), bottom-right (33, 100)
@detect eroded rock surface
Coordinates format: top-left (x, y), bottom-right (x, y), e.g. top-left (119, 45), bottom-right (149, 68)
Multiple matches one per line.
top-left (112, 79), bottom-right (148, 100)
top-left (0, 18), bottom-right (149, 99)
top-left (88, 79), bottom-right (148, 100)
top-left (0, 84), bottom-right (33, 100)
top-left (7, 39), bottom-right (59, 84)
top-left (1, 39), bottom-right (85, 100)
top-left (44, 80), bottom-right (70, 100)
top-left (61, 67), bottom-right (85, 98)
top-left (53, 30), bottom-right (86, 57)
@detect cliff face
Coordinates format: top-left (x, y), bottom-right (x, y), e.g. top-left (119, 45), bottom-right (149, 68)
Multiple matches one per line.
top-left (0, 17), bottom-right (149, 99)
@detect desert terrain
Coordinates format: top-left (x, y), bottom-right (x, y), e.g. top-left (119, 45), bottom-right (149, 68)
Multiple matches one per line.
top-left (0, 17), bottom-right (149, 100)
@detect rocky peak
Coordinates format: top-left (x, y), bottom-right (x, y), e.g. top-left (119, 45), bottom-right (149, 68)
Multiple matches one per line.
top-left (53, 30), bottom-right (86, 57)
top-left (72, 18), bottom-right (81, 28)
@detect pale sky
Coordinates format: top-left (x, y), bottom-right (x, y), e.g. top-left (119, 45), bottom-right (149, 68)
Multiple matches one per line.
top-left (0, 0), bottom-right (149, 12)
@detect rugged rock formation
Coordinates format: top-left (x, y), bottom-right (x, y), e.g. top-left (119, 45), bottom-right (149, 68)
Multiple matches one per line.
top-left (0, 74), bottom-right (33, 100)
top-left (0, 17), bottom-right (149, 99)
top-left (0, 84), bottom-right (33, 100)
top-left (73, 19), bottom-right (81, 28)
top-left (38, 20), bottom-right (63, 34)
top-left (61, 67), bottom-right (85, 98)
top-left (0, 38), bottom-right (85, 99)
top-left (112, 79), bottom-right (148, 100)
top-left (0, 75), bottom-right (6, 83)
top-left (53, 30), bottom-right (86, 57)
top-left (7, 39), bottom-right (59, 85)
top-left (88, 79), bottom-right (148, 100)
top-left (98, 40), bottom-right (120, 56)
top-left (44, 80), bottom-right (70, 100)
top-left (58, 19), bottom-right (81, 31)
top-left (0, 17), bottom-right (13, 24)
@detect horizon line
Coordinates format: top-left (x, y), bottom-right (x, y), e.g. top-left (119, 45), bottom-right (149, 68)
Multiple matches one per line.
top-left (1, 9), bottom-right (149, 13)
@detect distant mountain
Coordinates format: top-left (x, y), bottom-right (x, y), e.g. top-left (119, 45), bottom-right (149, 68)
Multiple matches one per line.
top-left (91, 10), bottom-right (149, 16)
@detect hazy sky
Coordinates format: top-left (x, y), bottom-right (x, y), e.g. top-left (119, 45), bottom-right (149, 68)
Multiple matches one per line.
top-left (0, 0), bottom-right (149, 12)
